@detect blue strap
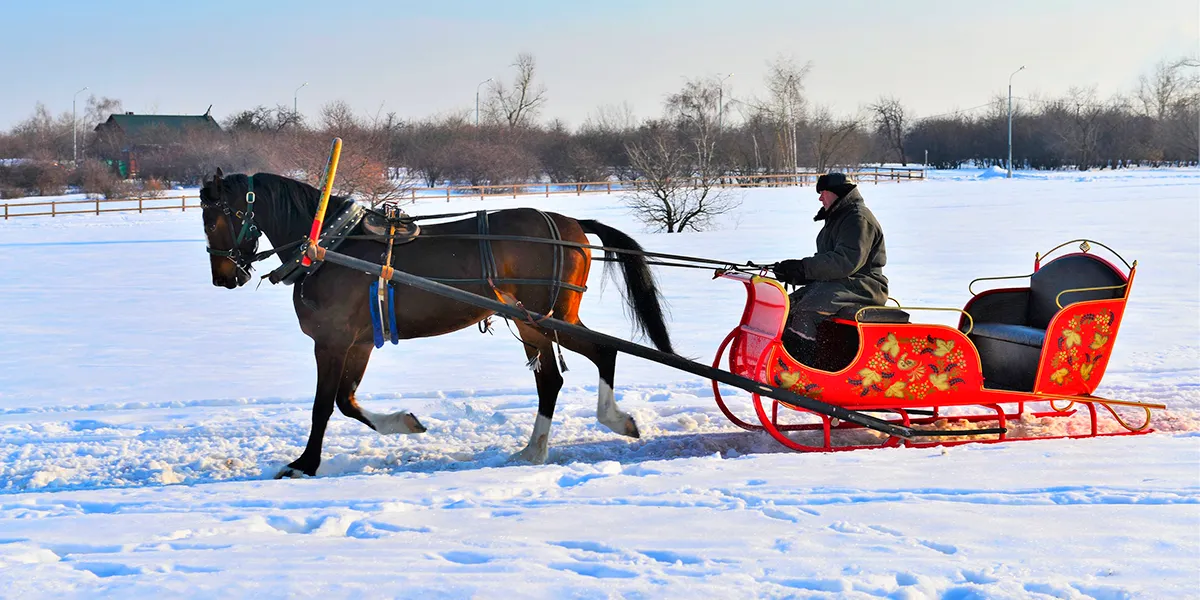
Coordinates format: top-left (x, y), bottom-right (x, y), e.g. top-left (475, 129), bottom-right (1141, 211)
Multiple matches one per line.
top-left (387, 283), bottom-right (399, 344)
top-left (368, 281), bottom-right (385, 348)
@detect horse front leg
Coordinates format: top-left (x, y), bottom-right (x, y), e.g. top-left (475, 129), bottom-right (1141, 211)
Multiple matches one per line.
top-left (333, 342), bottom-right (427, 435)
top-left (275, 341), bottom-right (349, 478)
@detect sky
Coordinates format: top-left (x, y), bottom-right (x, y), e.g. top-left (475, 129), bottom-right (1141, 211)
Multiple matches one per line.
top-left (2, 0), bottom-right (1197, 130)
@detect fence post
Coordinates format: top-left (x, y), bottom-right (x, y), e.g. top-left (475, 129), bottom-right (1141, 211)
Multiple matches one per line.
top-left (96, 198), bottom-right (100, 215)
top-left (4, 203), bottom-right (7, 220)
top-left (182, 195), bottom-right (186, 212)
top-left (138, 197), bottom-right (143, 213)
top-left (545, 183), bottom-right (549, 197)
top-left (52, 201), bottom-right (56, 217)
top-left (446, 187), bottom-right (450, 203)
top-left (607, 182), bottom-right (611, 194)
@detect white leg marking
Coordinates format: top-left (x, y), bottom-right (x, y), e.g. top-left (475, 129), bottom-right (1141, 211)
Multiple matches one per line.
top-left (597, 380), bottom-right (639, 438)
top-left (511, 414), bottom-right (552, 464)
top-left (362, 409), bottom-right (426, 435)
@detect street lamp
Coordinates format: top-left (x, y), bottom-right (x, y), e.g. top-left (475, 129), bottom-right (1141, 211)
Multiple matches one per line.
top-left (72, 86), bottom-right (88, 164)
top-left (718, 73), bottom-right (733, 129)
top-left (294, 82), bottom-right (308, 116)
top-left (1007, 65), bottom-right (1025, 178)
top-left (475, 78), bottom-right (493, 127)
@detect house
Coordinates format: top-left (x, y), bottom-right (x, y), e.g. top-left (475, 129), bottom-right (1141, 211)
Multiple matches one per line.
top-left (93, 110), bottom-right (221, 177)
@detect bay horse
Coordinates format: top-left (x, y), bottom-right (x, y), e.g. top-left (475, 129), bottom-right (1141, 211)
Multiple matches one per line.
top-left (198, 170), bottom-right (674, 477)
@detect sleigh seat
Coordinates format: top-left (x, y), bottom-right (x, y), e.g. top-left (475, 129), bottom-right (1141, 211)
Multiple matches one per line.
top-left (965, 252), bottom-right (1129, 391)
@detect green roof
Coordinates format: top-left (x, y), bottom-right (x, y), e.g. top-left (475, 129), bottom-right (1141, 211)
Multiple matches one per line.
top-left (97, 113), bottom-right (221, 140)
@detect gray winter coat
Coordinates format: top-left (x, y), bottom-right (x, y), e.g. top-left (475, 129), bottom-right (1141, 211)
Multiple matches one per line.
top-left (788, 187), bottom-right (888, 336)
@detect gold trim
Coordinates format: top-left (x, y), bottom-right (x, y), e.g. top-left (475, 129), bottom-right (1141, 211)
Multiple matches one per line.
top-left (969, 273), bottom-right (1033, 296)
top-left (1040, 239), bottom-right (1133, 270)
top-left (1054, 283), bottom-right (1128, 309)
top-left (752, 275), bottom-right (787, 294)
top-left (1042, 394), bottom-right (1161, 432)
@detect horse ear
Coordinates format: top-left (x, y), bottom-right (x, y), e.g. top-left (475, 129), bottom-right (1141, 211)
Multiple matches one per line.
top-left (215, 167), bottom-right (224, 180)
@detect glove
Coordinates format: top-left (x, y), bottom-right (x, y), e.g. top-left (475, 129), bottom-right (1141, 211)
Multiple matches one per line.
top-left (773, 260), bottom-right (809, 286)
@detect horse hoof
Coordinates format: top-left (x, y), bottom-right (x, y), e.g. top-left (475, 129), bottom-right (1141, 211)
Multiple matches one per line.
top-left (509, 450), bottom-right (548, 465)
top-left (626, 418), bottom-right (641, 439)
top-left (509, 439), bottom-right (549, 465)
top-left (274, 467), bottom-right (302, 479)
top-left (404, 413), bottom-right (427, 434)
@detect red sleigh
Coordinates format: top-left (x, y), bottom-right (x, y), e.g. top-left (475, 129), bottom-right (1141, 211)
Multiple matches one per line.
top-left (711, 240), bottom-right (1163, 451)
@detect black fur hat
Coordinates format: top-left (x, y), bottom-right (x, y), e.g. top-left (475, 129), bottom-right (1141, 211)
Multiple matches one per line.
top-left (815, 172), bottom-right (856, 197)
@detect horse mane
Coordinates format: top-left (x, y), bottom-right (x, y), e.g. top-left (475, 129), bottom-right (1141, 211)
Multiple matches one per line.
top-left (239, 172), bottom-right (350, 240)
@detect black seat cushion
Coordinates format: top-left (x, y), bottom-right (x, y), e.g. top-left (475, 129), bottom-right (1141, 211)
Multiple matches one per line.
top-left (834, 305), bottom-right (911, 324)
top-left (970, 323), bottom-right (1046, 348)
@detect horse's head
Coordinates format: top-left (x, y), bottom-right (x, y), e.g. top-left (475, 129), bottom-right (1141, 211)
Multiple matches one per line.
top-left (200, 168), bottom-right (260, 288)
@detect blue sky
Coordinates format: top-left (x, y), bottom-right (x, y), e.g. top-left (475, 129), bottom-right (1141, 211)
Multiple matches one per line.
top-left (2, 0), bottom-right (1197, 129)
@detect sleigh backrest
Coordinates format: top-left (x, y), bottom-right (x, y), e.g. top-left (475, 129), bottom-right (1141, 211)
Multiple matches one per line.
top-left (1027, 253), bottom-right (1128, 330)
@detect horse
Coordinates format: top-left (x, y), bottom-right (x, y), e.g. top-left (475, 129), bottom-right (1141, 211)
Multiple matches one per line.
top-left (198, 170), bottom-right (674, 477)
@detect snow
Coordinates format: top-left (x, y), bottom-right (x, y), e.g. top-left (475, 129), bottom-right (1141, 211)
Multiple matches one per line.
top-left (1, 168), bottom-right (1198, 597)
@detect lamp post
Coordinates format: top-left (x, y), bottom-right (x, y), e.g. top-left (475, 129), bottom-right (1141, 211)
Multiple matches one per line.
top-left (294, 82), bottom-right (308, 116)
top-left (1007, 65), bottom-right (1025, 178)
top-left (475, 78), bottom-right (492, 127)
top-left (72, 86), bottom-right (88, 164)
top-left (718, 73), bottom-right (733, 129)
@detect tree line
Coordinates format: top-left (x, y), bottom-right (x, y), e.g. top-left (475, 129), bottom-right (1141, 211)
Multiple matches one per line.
top-left (1, 54), bottom-right (1196, 203)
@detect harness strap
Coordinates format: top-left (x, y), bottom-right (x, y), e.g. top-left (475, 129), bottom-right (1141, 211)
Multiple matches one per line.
top-left (234, 175), bottom-right (259, 246)
top-left (477, 211), bottom-right (500, 285)
top-left (536, 210), bottom-right (565, 314)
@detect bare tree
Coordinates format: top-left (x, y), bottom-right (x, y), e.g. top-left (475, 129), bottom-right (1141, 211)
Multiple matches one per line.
top-left (486, 53), bottom-right (547, 128)
top-left (760, 56), bottom-right (812, 173)
top-left (623, 77), bottom-right (740, 233)
top-left (278, 102), bottom-right (414, 206)
top-left (318, 100), bottom-right (360, 136)
top-left (10, 103), bottom-right (72, 160)
top-left (1045, 87), bottom-right (1115, 169)
top-left (804, 106), bottom-right (867, 171)
top-left (224, 105), bottom-right (304, 133)
top-left (584, 102), bottom-right (638, 132)
top-left (1135, 57), bottom-right (1200, 164)
top-left (1137, 57), bottom-right (1200, 119)
top-left (869, 96), bottom-right (911, 165)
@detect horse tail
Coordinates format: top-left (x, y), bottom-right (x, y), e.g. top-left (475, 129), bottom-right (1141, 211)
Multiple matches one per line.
top-left (578, 219), bottom-right (675, 355)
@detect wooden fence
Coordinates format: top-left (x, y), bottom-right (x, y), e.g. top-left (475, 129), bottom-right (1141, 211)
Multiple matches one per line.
top-left (1, 168), bottom-right (923, 219)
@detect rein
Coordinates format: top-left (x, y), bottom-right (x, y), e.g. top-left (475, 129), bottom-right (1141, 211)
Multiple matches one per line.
top-left (343, 231), bottom-right (769, 274)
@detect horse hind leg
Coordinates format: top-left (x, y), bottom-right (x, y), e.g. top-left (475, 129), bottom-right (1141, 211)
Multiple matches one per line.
top-left (511, 323), bottom-right (562, 464)
top-left (555, 322), bottom-right (640, 439)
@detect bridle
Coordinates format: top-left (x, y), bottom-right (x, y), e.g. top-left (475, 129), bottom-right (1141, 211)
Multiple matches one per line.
top-left (203, 175), bottom-right (263, 275)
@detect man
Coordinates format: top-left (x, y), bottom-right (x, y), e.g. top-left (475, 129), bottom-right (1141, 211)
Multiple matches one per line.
top-left (773, 172), bottom-right (888, 364)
